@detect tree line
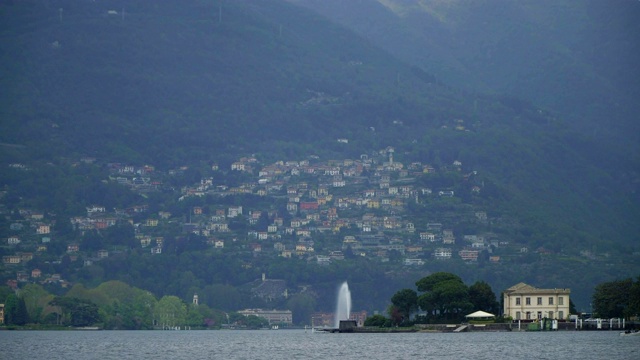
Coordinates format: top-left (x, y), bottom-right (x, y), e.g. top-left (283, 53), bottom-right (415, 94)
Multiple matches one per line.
top-left (0, 281), bottom-right (268, 329)
top-left (591, 276), bottom-right (640, 319)
top-left (365, 272), bottom-right (500, 327)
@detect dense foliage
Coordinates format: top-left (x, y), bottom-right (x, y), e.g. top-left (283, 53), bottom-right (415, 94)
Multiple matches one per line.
top-left (0, 281), bottom-right (266, 329)
top-left (385, 272), bottom-right (500, 325)
top-left (592, 277), bottom-right (640, 319)
top-left (3, 293), bottom-right (29, 326)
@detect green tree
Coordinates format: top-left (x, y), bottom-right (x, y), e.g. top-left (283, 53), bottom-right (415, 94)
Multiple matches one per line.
top-left (415, 272), bottom-right (472, 322)
top-left (19, 284), bottom-right (52, 323)
top-left (387, 305), bottom-right (403, 326)
top-left (102, 301), bottom-right (132, 329)
top-left (592, 278), bottom-right (634, 318)
top-left (49, 297), bottom-right (101, 327)
top-left (416, 272), bottom-right (462, 293)
top-left (187, 303), bottom-right (218, 328)
top-left (16, 295), bottom-right (29, 325)
top-left (4, 293), bottom-right (29, 325)
top-left (629, 277), bottom-right (640, 318)
top-left (0, 286), bottom-right (13, 303)
top-left (468, 281), bottom-right (499, 314)
top-left (129, 291), bottom-right (157, 329)
top-left (390, 288), bottom-right (418, 324)
top-left (154, 295), bottom-right (187, 329)
top-left (185, 304), bottom-right (205, 328)
top-left (64, 281), bottom-right (157, 329)
top-left (364, 314), bottom-right (388, 327)
top-left (92, 281), bottom-right (140, 306)
top-left (3, 294), bottom-right (18, 325)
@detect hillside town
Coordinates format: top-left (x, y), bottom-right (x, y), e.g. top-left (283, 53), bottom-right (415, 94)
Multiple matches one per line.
top-left (0, 145), bottom-right (583, 290)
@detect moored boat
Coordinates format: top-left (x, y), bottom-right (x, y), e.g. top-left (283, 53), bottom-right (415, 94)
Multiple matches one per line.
top-left (620, 330), bottom-right (640, 336)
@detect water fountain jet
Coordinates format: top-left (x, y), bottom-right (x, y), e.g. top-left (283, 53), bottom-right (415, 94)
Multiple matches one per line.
top-left (334, 281), bottom-right (351, 328)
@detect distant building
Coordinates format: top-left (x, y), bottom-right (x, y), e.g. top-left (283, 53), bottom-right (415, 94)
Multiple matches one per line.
top-left (458, 249), bottom-right (478, 261)
top-left (434, 248), bottom-right (452, 260)
top-left (7, 236), bottom-right (20, 245)
top-left (238, 309), bottom-right (292, 326)
top-left (251, 274), bottom-right (287, 302)
top-left (2, 255), bottom-right (20, 265)
top-left (350, 310), bottom-right (368, 327)
top-left (311, 312), bottom-right (334, 327)
top-left (311, 310), bottom-right (368, 328)
top-left (503, 282), bottom-right (570, 321)
top-left (403, 258), bottom-right (424, 266)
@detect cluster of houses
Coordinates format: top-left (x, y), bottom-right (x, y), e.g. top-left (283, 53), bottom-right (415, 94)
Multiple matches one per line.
top-left (2, 147), bottom-right (531, 288)
top-left (159, 148), bottom-right (502, 265)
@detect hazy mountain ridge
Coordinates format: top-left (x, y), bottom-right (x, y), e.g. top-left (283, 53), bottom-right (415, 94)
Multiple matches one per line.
top-left (291, 0), bottom-right (640, 149)
top-left (1, 0), bottom-right (457, 163)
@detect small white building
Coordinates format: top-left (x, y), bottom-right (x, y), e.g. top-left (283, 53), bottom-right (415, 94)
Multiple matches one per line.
top-left (7, 236), bottom-right (20, 245)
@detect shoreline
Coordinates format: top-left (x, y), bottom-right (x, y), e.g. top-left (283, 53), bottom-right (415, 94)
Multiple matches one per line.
top-left (316, 321), bottom-right (636, 333)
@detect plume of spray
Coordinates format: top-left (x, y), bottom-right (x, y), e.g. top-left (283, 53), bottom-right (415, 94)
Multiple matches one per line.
top-left (334, 281), bottom-right (351, 328)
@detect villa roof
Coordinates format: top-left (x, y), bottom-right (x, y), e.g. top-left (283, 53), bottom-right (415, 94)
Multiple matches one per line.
top-left (504, 282), bottom-right (570, 295)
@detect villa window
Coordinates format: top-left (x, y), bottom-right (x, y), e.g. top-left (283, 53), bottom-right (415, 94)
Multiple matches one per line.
top-left (526, 297), bottom-right (531, 305)
top-left (559, 311), bottom-right (564, 319)
top-left (537, 297), bottom-right (542, 305)
top-left (558, 297), bottom-right (564, 305)
top-left (549, 311), bottom-right (554, 319)
top-left (549, 297), bottom-right (554, 305)
top-left (516, 311), bottom-right (521, 319)
top-left (516, 298), bottom-right (521, 305)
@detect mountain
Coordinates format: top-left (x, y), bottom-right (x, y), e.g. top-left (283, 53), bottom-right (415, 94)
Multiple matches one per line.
top-left (291, 0), bottom-right (640, 150)
top-left (1, 0), bottom-right (451, 166)
top-left (0, 0), bottom-right (638, 310)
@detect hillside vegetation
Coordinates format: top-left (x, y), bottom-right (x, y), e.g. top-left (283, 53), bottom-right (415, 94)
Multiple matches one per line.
top-left (292, 0), bottom-right (640, 149)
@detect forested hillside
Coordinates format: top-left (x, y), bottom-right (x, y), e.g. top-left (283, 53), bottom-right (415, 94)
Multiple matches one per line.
top-left (292, 0), bottom-right (640, 149)
top-left (1, 0), bottom-right (638, 314)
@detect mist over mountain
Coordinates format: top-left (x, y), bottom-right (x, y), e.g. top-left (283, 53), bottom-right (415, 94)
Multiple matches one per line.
top-left (0, 0), bottom-right (638, 311)
top-left (1, 0), bottom-right (451, 165)
top-left (292, 0), bottom-right (640, 149)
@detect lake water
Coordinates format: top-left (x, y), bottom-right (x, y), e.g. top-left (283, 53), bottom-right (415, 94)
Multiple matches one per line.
top-left (1, 329), bottom-right (638, 360)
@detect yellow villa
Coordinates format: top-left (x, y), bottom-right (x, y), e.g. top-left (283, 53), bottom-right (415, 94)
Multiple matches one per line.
top-left (503, 282), bottom-right (570, 321)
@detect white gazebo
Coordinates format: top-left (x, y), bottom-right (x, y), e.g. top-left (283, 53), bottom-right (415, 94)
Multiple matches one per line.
top-left (465, 310), bottom-right (496, 319)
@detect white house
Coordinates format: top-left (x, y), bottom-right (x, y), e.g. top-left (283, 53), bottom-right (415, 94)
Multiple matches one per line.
top-left (7, 236), bottom-right (20, 245)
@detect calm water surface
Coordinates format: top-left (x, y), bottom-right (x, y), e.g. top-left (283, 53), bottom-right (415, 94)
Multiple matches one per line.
top-left (2, 329), bottom-right (638, 360)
